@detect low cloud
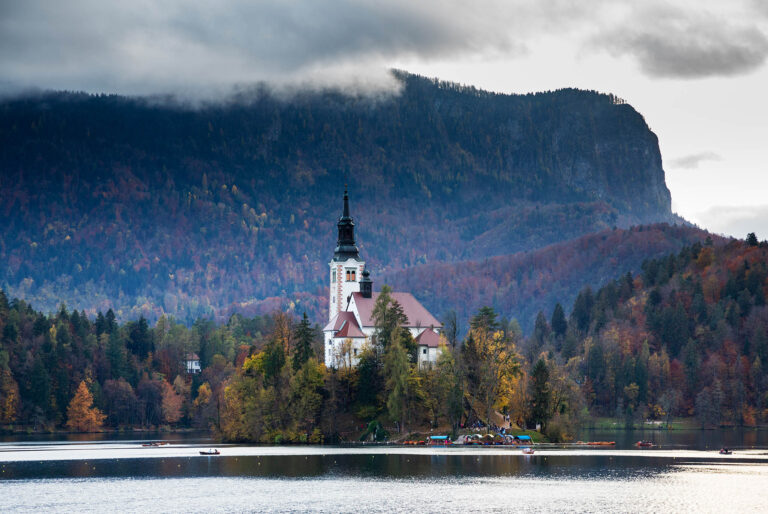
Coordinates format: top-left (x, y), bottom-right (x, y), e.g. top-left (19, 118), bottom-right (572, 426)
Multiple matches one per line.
top-left (0, 0), bottom-right (543, 97)
top-left (695, 205), bottom-right (768, 240)
top-left (1, 0), bottom-right (765, 98)
top-left (669, 152), bottom-right (722, 169)
top-left (595, 5), bottom-right (768, 79)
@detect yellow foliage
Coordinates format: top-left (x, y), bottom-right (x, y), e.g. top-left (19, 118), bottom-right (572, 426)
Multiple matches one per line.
top-left (66, 381), bottom-right (105, 432)
top-left (0, 368), bottom-right (19, 423)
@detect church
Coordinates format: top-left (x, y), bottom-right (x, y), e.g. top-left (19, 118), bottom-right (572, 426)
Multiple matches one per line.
top-left (323, 189), bottom-right (443, 369)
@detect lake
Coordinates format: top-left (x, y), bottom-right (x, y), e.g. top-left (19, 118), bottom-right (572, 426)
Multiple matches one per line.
top-left (2, 429), bottom-right (767, 513)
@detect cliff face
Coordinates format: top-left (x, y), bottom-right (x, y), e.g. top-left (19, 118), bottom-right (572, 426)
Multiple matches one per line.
top-left (0, 72), bottom-right (677, 321)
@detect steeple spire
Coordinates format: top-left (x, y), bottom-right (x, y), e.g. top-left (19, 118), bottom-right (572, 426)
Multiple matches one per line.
top-left (333, 186), bottom-right (360, 261)
top-left (343, 184), bottom-right (350, 218)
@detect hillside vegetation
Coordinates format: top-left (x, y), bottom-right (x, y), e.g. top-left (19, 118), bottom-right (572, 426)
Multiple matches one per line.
top-left (1, 236), bottom-right (766, 439)
top-left (0, 72), bottom-right (676, 323)
top-left (385, 223), bottom-right (715, 333)
top-left (519, 235), bottom-right (768, 433)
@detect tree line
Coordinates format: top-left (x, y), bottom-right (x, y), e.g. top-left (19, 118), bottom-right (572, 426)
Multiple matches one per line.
top-left (2, 234), bottom-right (766, 440)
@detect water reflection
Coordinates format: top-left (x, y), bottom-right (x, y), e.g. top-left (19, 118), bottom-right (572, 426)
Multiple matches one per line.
top-left (0, 452), bottom-right (688, 481)
top-left (576, 427), bottom-right (768, 450)
top-left (2, 432), bottom-right (768, 513)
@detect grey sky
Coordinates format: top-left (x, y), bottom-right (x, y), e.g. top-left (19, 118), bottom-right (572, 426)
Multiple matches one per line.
top-left (1, 0), bottom-right (767, 239)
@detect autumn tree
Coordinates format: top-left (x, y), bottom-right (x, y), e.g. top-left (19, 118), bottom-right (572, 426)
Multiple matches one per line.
top-left (0, 365), bottom-right (19, 423)
top-left (161, 379), bottom-right (183, 424)
top-left (66, 381), bottom-right (106, 432)
top-left (290, 358), bottom-right (325, 433)
top-left (464, 307), bottom-right (521, 430)
top-left (384, 337), bottom-right (409, 433)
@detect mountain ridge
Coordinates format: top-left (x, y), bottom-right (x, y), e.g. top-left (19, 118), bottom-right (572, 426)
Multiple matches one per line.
top-left (0, 72), bottom-right (679, 323)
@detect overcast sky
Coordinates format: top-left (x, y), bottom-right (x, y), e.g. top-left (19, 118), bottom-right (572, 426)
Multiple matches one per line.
top-left (1, 0), bottom-right (767, 239)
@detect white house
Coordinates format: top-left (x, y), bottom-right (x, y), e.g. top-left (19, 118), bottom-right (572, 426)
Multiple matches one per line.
top-left (323, 189), bottom-right (443, 368)
top-left (185, 353), bottom-right (201, 374)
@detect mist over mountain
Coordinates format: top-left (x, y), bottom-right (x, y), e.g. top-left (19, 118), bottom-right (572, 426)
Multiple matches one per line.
top-left (0, 72), bottom-right (682, 324)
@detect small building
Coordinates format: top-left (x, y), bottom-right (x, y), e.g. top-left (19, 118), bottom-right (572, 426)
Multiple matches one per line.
top-left (323, 188), bottom-right (443, 367)
top-left (415, 328), bottom-right (442, 369)
top-left (184, 353), bottom-right (201, 374)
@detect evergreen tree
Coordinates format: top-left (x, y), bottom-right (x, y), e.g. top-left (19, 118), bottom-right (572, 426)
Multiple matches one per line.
top-left (571, 288), bottom-right (594, 333)
top-left (128, 316), bottom-right (153, 359)
top-left (292, 312), bottom-right (315, 372)
top-left (551, 303), bottom-right (567, 338)
top-left (529, 359), bottom-right (551, 430)
top-left (371, 285), bottom-right (407, 350)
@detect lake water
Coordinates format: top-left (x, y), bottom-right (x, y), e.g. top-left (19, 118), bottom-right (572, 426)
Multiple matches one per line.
top-left (2, 430), bottom-right (768, 513)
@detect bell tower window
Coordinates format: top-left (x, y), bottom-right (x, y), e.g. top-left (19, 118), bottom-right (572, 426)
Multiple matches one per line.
top-left (345, 269), bottom-right (356, 282)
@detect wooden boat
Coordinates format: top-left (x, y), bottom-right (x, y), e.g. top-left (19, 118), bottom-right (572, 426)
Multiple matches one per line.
top-left (199, 449), bottom-right (220, 455)
top-left (142, 442), bottom-right (168, 447)
top-left (635, 441), bottom-right (654, 447)
top-left (719, 448), bottom-right (732, 455)
top-left (587, 441), bottom-right (615, 446)
top-left (522, 447), bottom-right (534, 455)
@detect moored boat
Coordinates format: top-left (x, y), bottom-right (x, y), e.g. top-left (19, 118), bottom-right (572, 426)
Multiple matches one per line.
top-left (635, 441), bottom-right (654, 447)
top-left (199, 449), bottom-right (220, 455)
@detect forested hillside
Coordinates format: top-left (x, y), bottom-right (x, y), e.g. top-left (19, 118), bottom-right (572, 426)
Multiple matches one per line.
top-left (523, 235), bottom-right (768, 433)
top-left (2, 235), bottom-right (766, 438)
top-left (385, 224), bottom-right (716, 333)
top-left (0, 72), bottom-right (677, 323)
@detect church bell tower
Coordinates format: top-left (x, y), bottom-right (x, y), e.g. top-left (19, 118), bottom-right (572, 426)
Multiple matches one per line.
top-left (329, 187), bottom-right (365, 321)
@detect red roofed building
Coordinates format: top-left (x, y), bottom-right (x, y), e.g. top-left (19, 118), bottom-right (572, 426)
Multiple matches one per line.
top-left (324, 189), bottom-right (443, 368)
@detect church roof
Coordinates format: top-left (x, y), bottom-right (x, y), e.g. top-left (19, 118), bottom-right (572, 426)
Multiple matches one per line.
top-left (323, 311), bottom-right (365, 339)
top-left (351, 292), bottom-right (442, 329)
top-left (415, 328), bottom-right (441, 348)
top-left (334, 318), bottom-right (366, 339)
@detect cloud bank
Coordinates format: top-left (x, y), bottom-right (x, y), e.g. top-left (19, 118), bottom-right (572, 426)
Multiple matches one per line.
top-left (595, 5), bottom-right (768, 79)
top-left (1, 0), bottom-right (767, 97)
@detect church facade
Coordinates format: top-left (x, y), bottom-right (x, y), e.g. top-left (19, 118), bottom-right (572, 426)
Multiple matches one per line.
top-left (323, 189), bottom-right (443, 369)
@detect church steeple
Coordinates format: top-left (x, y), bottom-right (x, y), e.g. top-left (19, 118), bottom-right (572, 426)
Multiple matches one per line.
top-left (333, 186), bottom-right (360, 261)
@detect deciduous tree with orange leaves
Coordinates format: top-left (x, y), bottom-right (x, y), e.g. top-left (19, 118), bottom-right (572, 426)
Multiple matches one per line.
top-left (66, 381), bottom-right (106, 432)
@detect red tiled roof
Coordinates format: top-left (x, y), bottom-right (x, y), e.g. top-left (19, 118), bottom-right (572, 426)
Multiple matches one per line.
top-left (185, 353), bottom-right (200, 361)
top-left (323, 311), bottom-right (357, 332)
top-left (415, 328), bottom-right (441, 348)
top-left (324, 311), bottom-right (365, 339)
top-left (351, 292), bottom-right (442, 329)
top-left (334, 318), bottom-right (366, 339)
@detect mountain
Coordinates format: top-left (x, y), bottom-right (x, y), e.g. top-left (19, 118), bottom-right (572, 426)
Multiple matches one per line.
top-left (0, 71), bottom-right (679, 322)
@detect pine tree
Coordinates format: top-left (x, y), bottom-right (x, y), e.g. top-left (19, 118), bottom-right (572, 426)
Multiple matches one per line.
top-left (529, 359), bottom-right (551, 430)
top-left (292, 312), bottom-right (315, 372)
top-left (66, 381), bottom-right (106, 432)
top-left (551, 303), bottom-right (567, 338)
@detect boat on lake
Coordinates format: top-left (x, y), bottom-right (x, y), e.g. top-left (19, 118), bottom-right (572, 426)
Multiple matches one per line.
top-left (719, 448), bottom-right (732, 455)
top-left (635, 441), bottom-right (654, 448)
top-left (522, 447), bottom-right (534, 455)
top-left (199, 449), bottom-right (220, 455)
